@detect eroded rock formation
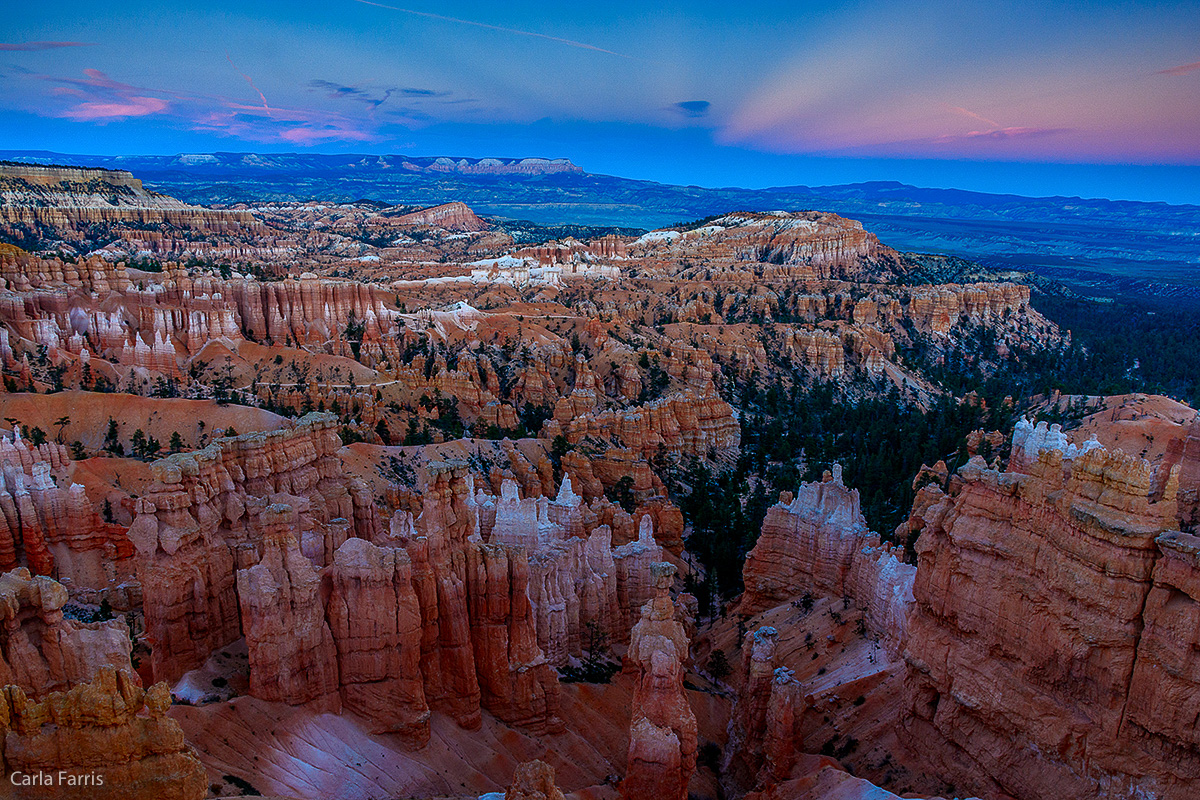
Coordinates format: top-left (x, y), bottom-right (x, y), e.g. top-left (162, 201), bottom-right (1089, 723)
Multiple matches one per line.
top-left (129, 412), bottom-right (355, 684)
top-left (325, 536), bottom-right (429, 744)
top-left (504, 759), bottom-right (567, 800)
top-left (0, 430), bottom-right (134, 597)
top-left (236, 504), bottom-right (340, 706)
top-left (740, 466), bottom-right (914, 646)
top-left (623, 562), bottom-right (697, 800)
top-left (900, 430), bottom-right (1200, 799)
top-left (0, 568), bottom-right (132, 698)
top-left (0, 667), bottom-right (206, 800)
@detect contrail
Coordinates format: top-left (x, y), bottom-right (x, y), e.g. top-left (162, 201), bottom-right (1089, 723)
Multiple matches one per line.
top-left (225, 51), bottom-right (272, 115)
top-left (349, 0), bottom-right (637, 60)
top-left (1157, 60), bottom-right (1200, 76)
top-left (944, 104), bottom-right (1003, 129)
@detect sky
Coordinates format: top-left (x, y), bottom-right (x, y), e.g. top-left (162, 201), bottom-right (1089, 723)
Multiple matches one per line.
top-left (2, 0), bottom-right (1200, 203)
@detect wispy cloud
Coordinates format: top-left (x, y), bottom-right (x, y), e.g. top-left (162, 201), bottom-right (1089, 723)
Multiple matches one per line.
top-left (1157, 60), bottom-right (1200, 76)
top-left (0, 41), bottom-right (95, 51)
top-left (349, 0), bottom-right (638, 60)
top-left (62, 96), bottom-right (169, 120)
top-left (673, 100), bottom-right (710, 118)
top-left (191, 102), bottom-right (380, 144)
top-left (398, 87), bottom-right (450, 97)
top-left (25, 66), bottom-right (381, 144)
top-left (310, 79), bottom-right (399, 109)
top-left (47, 68), bottom-right (173, 121)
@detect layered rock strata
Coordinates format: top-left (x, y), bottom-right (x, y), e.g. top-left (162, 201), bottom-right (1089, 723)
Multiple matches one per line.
top-left (325, 536), bottom-right (429, 744)
top-left (0, 667), bottom-right (206, 800)
top-left (900, 432), bottom-right (1200, 799)
top-left (132, 428), bottom-right (564, 735)
top-left (0, 568), bottom-right (133, 697)
top-left (129, 413), bottom-right (356, 685)
top-left (739, 466), bottom-right (915, 646)
top-left (0, 431), bottom-right (134, 596)
top-left (235, 505), bottom-right (339, 706)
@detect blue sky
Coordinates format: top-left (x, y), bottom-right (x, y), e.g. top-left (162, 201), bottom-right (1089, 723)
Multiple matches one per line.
top-left (2, 1), bottom-right (1199, 203)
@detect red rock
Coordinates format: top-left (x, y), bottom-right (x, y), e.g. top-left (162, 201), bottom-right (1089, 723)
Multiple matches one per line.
top-left (504, 759), bottom-right (567, 800)
top-left (235, 503), bottom-right (339, 706)
top-left (326, 536), bottom-right (430, 743)
top-left (900, 439), bottom-right (1200, 799)
top-left (0, 568), bottom-right (134, 697)
top-left (622, 562), bottom-right (697, 800)
top-left (466, 542), bottom-right (561, 732)
top-left (130, 412), bottom-right (356, 684)
top-left (391, 201), bottom-right (488, 232)
top-left (739, 468), bottom-right (914, 647)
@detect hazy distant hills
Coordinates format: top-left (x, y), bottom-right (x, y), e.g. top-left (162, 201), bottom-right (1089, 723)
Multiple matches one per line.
top-left (4, 150), bottom-right (1199, 302)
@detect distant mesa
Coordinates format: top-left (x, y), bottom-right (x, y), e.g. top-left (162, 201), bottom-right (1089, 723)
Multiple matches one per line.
top-left (0, 151), bottom-right (585, 177)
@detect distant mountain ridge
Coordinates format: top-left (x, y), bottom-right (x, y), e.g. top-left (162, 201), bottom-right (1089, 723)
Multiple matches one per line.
top-left (0, 151), bottom-right (582, 177)
top-left (2, 150), bottom-right (1198, 302)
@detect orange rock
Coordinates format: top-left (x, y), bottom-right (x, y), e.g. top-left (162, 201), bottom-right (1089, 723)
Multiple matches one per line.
top-left (900, 437), bottom-right (1199, 798)
top-left (622, 562), bottom-right (697, 800)
top-left (739, 468), bottom-right (914, 646)
top-left (505, 759), bottom-right (567, 800)
top-left (0, 667), bottom-right (206, 800)
top-left (236, 504), bottom-right (339, 706)
top-left (326, 537), bottom-right (430, 744)
top-left (0, 568), bottom-right (134, 697)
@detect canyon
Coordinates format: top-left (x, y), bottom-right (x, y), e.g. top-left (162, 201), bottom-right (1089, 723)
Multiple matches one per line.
top-left (0, 160), bottom-right (1196, 800)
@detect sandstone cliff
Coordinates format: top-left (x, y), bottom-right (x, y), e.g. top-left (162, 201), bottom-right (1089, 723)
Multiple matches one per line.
top-left (130, 424), bottom-right (564, 736)
top-left (391, 201), bottom-right (488, 232)
top-left (0, 163), bottom-right (261, 247)
top-left (739, 466), bottom-right (915, 647)
top-left (900, 430), bottom-right (1200, 799)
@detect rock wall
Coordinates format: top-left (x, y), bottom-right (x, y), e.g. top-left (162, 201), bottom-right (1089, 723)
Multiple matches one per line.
top-left (391, 201), bottom-right (488, 232)
top-left (1162, 415), bottom-right (1200, 531)
top-left (484, 476), bottom-right (663, 663)
top-left (325, 536), bottom-right (429, 744)
top-left (466, 542), bottom-right (561, 731)
top-left (235, 505), bottom-right (340, 706)
top-left (0, 163), bottom-right (260, 243)
top-left (128, 413), bottom-right (358, 684)
top-left (0, 667), bottom-right (206, 800)
top-left (739, 466), bottom-right (914, 646)
top-left (0, 431), bottom-right (135, 601)
top-left (900, 435), bottom-right (1200, 799)
top-left (546, 389), bottom-right (740, 463)
top-left (632, 212), bottom-right (894, 282)
top-left (0, 568), bottom-right (133, 698)
top-left (131, 424), bottom-right (564, 735)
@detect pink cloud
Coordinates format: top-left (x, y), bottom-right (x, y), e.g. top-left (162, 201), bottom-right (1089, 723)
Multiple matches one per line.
top-left (190, 102), bottom-right (380, 146)
top-left (279, 126), bottom-right (376, 144)
top-left (18, 66), bottom-right (386, 145)
top-left (1157, 60), bottom-right (1200, 76)
top-left (62, 96), bottom-right (170, 120)
top-left (42, 69), bottom-right (172, 121)
top-left (0, 41), bottom-right (94, 51)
